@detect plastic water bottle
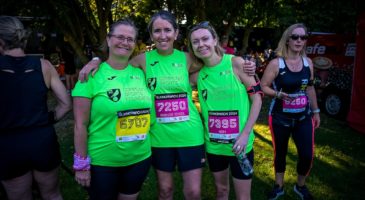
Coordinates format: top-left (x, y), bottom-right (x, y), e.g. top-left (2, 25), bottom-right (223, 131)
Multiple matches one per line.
top-left (236, 152), bottom-right (253, 176)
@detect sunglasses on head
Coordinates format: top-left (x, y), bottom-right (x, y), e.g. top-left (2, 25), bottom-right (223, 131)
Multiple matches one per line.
top-left (289, 34), bottom-right (308, 41)
top-left (189, 21), bottom-right (211, 30)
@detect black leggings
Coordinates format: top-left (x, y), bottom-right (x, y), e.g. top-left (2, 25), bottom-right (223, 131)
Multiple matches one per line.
top-left (269, 114), bottom-right (314, 176)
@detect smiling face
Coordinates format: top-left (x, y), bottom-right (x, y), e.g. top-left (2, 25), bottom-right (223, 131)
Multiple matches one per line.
top-left (190, 28), bottom-right (218, 60)
top-left (287, 27), bottom-right (307, 53)
top-left (107, 24), bottom-right (136, 58)
top-left (150, 17), bottom-right (178, 54)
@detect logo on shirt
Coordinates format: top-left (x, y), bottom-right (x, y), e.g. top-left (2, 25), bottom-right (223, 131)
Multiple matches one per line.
top-left (130, 75), bottom-right (140, 80)
top-left (172, 63), bottom-right (183, 67)
top-left (220, 70), bottom-right (231, 76)
top-left (202, 89), bottom-right (208, 101)
top-left (147, 78), bottom-right (157, 91)
top-left (108, 76), bottom-right (117, 80)
top-left (107, 89), bottom-right (121, 102)
top-left (150, 61), bottom-right (159, 66)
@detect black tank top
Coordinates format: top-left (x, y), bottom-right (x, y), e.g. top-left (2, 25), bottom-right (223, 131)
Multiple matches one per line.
top-left (0, 55), bottom-right (51, 132)
top-left (269, 57), bottom-right (311, 118)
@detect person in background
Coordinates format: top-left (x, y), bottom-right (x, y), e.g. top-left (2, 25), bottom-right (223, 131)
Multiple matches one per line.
top-left (61, 43), bottom-right (77, 92)
top-left (0, 15), bottom-right (71, 200)
top-left (132, 37), bottom-right (147, 56)
top-left (72, 19), bottom-right (152, 200)
top-left (220, 35), bottom-right (235, 55)
top-left (188, 21), bottom-right (262, 200)
top-left (260, 23), bottom-right (320, 200)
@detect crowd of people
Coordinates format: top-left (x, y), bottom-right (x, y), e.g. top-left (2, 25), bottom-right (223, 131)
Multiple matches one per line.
top-left (0, 11), bottom-right (320, 200)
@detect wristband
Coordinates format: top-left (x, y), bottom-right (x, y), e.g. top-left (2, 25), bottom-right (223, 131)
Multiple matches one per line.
top-left (73, 153), bottom-right (91, 171)
top-left (92, 57), bottom-right (100, 61)
top-left (312, 109), bottom-right (320, 113)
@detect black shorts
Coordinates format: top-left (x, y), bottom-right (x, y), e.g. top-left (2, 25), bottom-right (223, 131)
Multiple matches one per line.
top-left (151, 145), bottom-right (206, 172)
top-left (206, 150), bottom-right (254, 180)
top-left (0, 126), bottom-right (61, 180)
top-left (89, 156), bottom-right (151, 199)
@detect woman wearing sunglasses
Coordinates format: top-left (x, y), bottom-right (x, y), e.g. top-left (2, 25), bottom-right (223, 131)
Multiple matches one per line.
top-left (188, 21), bottom-right (262, 200)
top-left (260, 23), bottom-right (320, 200)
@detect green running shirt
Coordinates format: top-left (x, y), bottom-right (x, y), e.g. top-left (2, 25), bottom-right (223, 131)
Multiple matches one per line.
top-left (145, 49), bottom-right (204, 147)
top-left (72, 62), bottom-right (152, 166)
top-left (197, 54), bottom-right (254, 156)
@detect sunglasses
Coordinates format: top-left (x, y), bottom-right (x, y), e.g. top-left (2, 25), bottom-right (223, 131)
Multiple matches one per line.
top-left (289, 34), bottom-right (309, 41)
top-left (189, 21), bottom-right (211, 31)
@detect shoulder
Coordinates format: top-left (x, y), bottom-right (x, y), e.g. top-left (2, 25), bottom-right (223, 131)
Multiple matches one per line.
top-left (303, 56), bottom-right (313, 67)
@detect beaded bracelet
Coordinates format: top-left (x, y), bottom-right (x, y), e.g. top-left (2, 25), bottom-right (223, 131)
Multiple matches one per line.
top-left (73, 153), bottom-right (91, 171)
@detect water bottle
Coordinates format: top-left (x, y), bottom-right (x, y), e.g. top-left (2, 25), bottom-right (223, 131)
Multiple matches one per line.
top-left (236, 152), bottom-right (253, 176)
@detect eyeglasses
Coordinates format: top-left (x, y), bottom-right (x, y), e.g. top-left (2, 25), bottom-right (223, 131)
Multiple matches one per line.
top-left (109, 34), bottom-right (135, 44)
top-left (289, 34), bottom-right (308, 41)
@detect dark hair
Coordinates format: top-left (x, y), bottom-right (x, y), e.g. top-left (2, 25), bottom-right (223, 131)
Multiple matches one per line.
top-left (0, 16), bottom-right (30, 50)
top-left (147, 10), bottom-right (178, 36)
top-left (100, 18), bottom-right (138, 55)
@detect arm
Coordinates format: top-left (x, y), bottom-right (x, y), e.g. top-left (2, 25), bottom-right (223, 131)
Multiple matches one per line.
top-left (73, 97), bottom-right (91, 187)
top-left (232, 57), bottom-right (262, 154)
top-left (186, 52), bottom-right (203, 74)
top-left (41, 59), bottom-right (72, 121)
top-left (129, 53), bottom-right (146, 73)
top-left (306, 58), bottom-right (321, 129)
top-left (78, 57), bottom-right (101, 82)
top-left (260, 58), bottom-right (292, 101)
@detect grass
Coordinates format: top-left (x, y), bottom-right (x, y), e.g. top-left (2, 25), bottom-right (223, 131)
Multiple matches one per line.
top-left (1, 96), bottom-right (365, 199)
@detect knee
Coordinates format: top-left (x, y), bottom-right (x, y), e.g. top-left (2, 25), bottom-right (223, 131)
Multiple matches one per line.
top-left (159, 185), bottom-right (174, 200)
top-left (184, 187), bottom-right (201, 200)
top-left (216, 185), bottom-right (229, 199)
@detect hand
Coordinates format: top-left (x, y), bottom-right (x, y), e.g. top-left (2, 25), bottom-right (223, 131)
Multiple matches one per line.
top-left (232, 134), bottom-right (249, 155)
top-left (75, 170), bottom-right (91, 187)
top-left (242, 59), bottom-right (256, 76)
top-left (78, 59), bottom-right (101, 82)
top-left (313, 113), bottom-right (320, 129)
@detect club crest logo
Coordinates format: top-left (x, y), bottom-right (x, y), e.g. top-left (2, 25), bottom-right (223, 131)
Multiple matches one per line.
top-left (202, 89), bottom-right (208, 101)
top-left (107, 89), bottom-right (121, 102)
top-left (147, 78), bottom-right (157, 91)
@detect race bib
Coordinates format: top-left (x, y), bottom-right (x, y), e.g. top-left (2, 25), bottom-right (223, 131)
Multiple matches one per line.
top-left (155, 93), bottom-right (190, 123)
top-left (115, 108), bottom-right (150, 142)
top-left (282, 94), bottom-right (308, 113)
top-left (208, 110), bottom-right (240, 143)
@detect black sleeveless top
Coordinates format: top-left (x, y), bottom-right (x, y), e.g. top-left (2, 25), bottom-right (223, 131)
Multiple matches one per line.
top-left (269, 57), bottom-right (311, 119)
top-left (0, 55), bottom-right (51, 132)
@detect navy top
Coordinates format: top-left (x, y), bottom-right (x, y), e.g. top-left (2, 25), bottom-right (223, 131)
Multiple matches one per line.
top-left (269, 57), bottom-right (311, 119)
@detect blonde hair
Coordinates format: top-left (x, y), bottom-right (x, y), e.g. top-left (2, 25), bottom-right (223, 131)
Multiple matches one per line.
top-left (0, 16), bottom-right (29, 50)
top-left (275, 23), bottom-right (308, 58)
top-left (187, 21), bottom-right (224, 65)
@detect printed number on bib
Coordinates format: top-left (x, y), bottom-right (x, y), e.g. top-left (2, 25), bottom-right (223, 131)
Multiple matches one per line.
top-left (208, 110), bottom-right (240, 143)
top-left (155, 93), bottom-right (189, 123)
top-left (116, 108), bottom-right (150, 142)
top-left (282, 94), bottom-right (308, 113)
